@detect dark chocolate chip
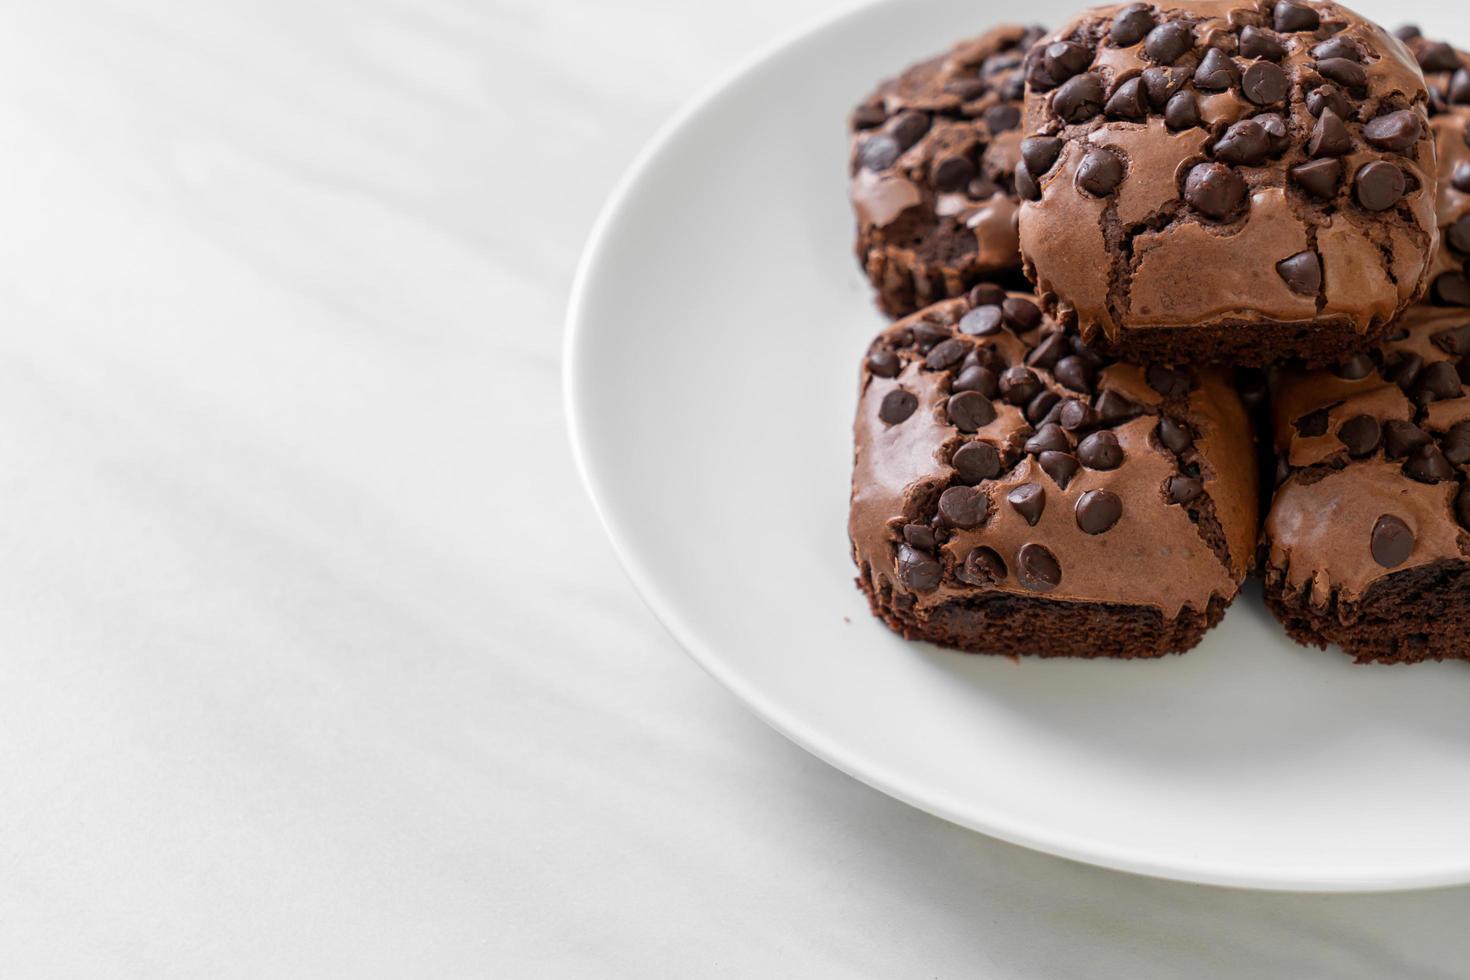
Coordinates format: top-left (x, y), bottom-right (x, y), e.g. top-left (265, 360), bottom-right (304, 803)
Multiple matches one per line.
top-left (902, 523), bottom-right (937, 551)
top-left (1075, 490), bottom-right (1123, 535)
top-left (1164, 91), bottom-right (1201, 130)
top-left (1052, 73), bottom-right (1106, 123)
top-left (1014, 161), bottom-right (1041, 201)
top-left (1215, 119), bottom-right (1274, 165)
top-left (1364, 110), bottom-right (1423, 152)
top-left (1016, 543), bottom-right (1062, 592)
top-left (1111, 4), bottom-right (1155, 47)
top-left (1027, 331), bottom-right (1068, 370)
top-left (969, 284), bottom-right (1008, 307)
top-left (1239, 26), bottom-right (1286, 61)
top-left (1296, 409), bottom-right (1329, 437)
top-left (1404, 444), bottom-right (1455, 483)
top-left (852, 105), bottom-right (888, 130)
top-left (1242, 61), bottom-right (1288, 105)
top-left (1000, 366), bottom-right (1043, 406)
top-left (867, 351), bottom-right (900, 378)
top-left (1338, 415), bottom-right (1381, 457)
top-left (1433, 324), bottom-right (1470, 357)
top-left (1311, 37), bottom-right (1360, 62)
top-left (897, 544), bottom-right (943, 592)
top-left (1305, 83), bottom-right (1353, 120)
top-left (1020, 136), bottom-right (1063, 177)
top-left (933, 154), bottom-right (977, 191)
top-left (1077, 431), bottom-right (1124, 470)
top-left (1370, 515), bottom-right (1414, 569)
top-left (1105, 77), bottom-right (1148, 120)
top-left (1332, 354), bottom-right (1375, 380)
top-left (948, 391), bottom-right (996, 432)
top-left (1059, 399), bottom-right (1098, 432)
top-left (1417, 41), bottom-right (1461, 73)
top-left (1145, 22), bottom-right (1193, 65)
top-left (1291, 158), bottom-right (1343, 199)
top-left (939, 485), bottom-right (990, 529)
top-left (953, 365), bottom-right (999, 398)
top-left (1443, 422), bottom-right (1470, 465)
top-left (1273, 1), bottom-right (1320, 32)
top-left (859, 135), bottom-right (901, 171)
top-left (1142, 66), bottom-right (1188, 108)
top-left (1415, 361), bottom-right (1464, 403)
top-left (1384, 419), bottom-right (1432, 458)
top-left (1026, 390), bottom-right (1063, 424)
top-left (1002, 297), bottom-right (1043, 332)
top-left (953, 441), bottom-right (1003, 483)
top-left (1095, 390), bottom-right (1142, 424)
top-left (1309, 109), bottom-right (1353, 158)
top-left (1025, 422), bottom-right (1071, 456)
top-left (890, 111), bottom-right (931, 150)
top-left (1317, 58), bottom-right (1367, 93)
top-left (1447, 216), bottom-right (1470, 256)
top-left (1277, 251), bottom-right (1322, 296)
top-left (1185, 163), bottom-right (1246, 219)
top-left (880, 389), bottom-right (918, 424)
top-left (960, 305), bottom-right (1005, 336)
top-left (924, 339), bottom-right (968, 371)
top-left (1167, 476), bottom-right (1204, 504)
top-left (959, 546), bottom-right (1007, 586)
top-left (1038, 450), bottom-right (1080, 489)
top-left (1008, 483), bottom-right (1046, 525)
top-left (1054, 355), bottom-right (1095, 393)
top-left (1395, 25), bottom-right (1423, 43)
top-left (985, 104), bottom-right (1022, 133)
top-left (1044, 42), bottom-right (1093, 83)
top-left (1257, 113), bottom-right (1290, 155)
top-left (946, 78), bottom-right (989, 102)
top-left (1433, 272), bottom-right (1470, 307)
top-left (1147, 364), bottom-right (1191, 397)
top-left (1194, 48), bottom-right (1240, 91)
top-left (1355, 161), bottom-right (1406, 212)
top-left (1157, 418), bottom-right (1193, 454)
top-left (1387, 352), bottom-right (1425, 390)
top-left (1451, 69), bottom-right (1470, 105)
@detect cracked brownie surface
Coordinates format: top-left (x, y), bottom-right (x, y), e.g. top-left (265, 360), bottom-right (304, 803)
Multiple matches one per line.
top-left (1016, 1), bottom-right (1436, 368)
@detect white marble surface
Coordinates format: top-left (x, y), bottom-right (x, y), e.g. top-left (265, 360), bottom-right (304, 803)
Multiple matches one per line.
top-left (3, 0), bottom-right (1470, 975)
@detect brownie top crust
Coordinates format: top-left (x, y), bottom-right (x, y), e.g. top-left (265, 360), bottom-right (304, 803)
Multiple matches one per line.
top-left (1016, 1), bottom-right (1436, 364)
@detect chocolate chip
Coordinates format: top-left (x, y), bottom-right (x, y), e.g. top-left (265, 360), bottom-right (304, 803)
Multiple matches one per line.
top-left (1059, 399), bottom-right (1098, 432)
top-left (1387, 352), bottom-right (1425, 391)
top-left (1027, 331), bottom-right (1068, 370)
top-left (1451, 69), bottom-right (1470, 105)
top-left (859, 135), bottom-right (901, 171)
top-left (1311, 37), bottom-right (1360, 62)
top-left (925, 339), bottom-right (968, 371)
top-left (1142, 66), bottom-right (1188, 108)
top-left (948, 391), bottom-right (996, 432)
top-left (1415, 361), bottom-right (1464, 404)
top-left (939, 485), bottom-right (990, 529)
top-left (1054, 355), bottom-right (1095, 393)
top-left (867, 351), bottom-right (900, 378)
top-left (1309, 109), bottom-right (1353, 157)
top-left (1000, 366), bottom-right (1043, 406)
top-left (1434, 273), bottom-right (1470, 307)
top-left (1433, 324), bottom-right (1470, 357)
top-left (1370, 515), bottom-right (1415, 569)
top-left (1242, 61), bottom-right (1288, 105)
top-left (1256, 113), bottom-right (1290, 155)
top-left (953, 441), bottom-right (1003, 483)
top-left (1185, 163), bottom-right (1247, 219)
top-left (1404, 443), bottom-right (1455, 483)
top-left (1075, 490), bottom-right (1123, 534)
top-left (890, 111), bottom-right (931, 150)
top-left (985, 104), bottom-right (1022, 133)
top-left (1002, 297), bottom-right (1043, 332)
top-left (1396, 25), bottom-right (1423, 42)
top-left (902, 523), bottom-right (937, 551)
top-left (1157, 418), bottom-right (1193, 454)
top-left (1317, 58), bottom-right (1367, 93)
top-left (969, 284), bottom-right (1007, 307)
top-left (1338, 415), bottom-right (1381, 457)
top-left (1095, 390), bottom-right (1142, 424)
top-left (1381, 417), bottom-right (1428, 458)
top-left (1017, 543), bottom-right (1062, 592)
top-left (1008, 483), bottom-right (1046, 525)
top-left (1239, 26), bottom-right (1286, 61)
top-left (1025, 422), bottom-right (1071, 456)
top-left (897, 544), bottom-right (943, 592)
top-left (1296, 409), bottom-right (1329, 437)
top-left (1444, 422), bottom-right (1470, 465)
top-left (1274, 1), bottom-right (1319, 32)
top-left (852, 104), bottom-right (888, 129)
top-left (933, 154), bottom-right (977, 191)
top-left (1194, 48), bottom-right (1240, 91)
top-left (1145, 22), bottom-right (1193, 65)
top-left (1147, 364), bottom-right (1191, 398)
top-left (1306, 83), bottom-right (1353, 120)
top-left (1020, 136), bottom-right (1063, 176)
top-left (1014, 162), bottom-right (1041, 201)
top-left (1448, 216), bottom-right (1470, 256)
top-left (1077, 431), bottom-right (1123, 470)
top-left (1215, 119), bottom-right (1273, 166)
top-left (1364, 110), bottom-right (1423, 152)
top-left (1291, 158), bottom-right (1343, 199)
top-left (1052, 73), bottom-right (1105, 123)
top-left (1044, 42), bottom-right (1092, 83)
top-left (956, 365), bottom-right (1001, 399)
top-left (1355, 161), bottom-right (1406, 211)
top-left (1167, 476), bottom-right (1204, 504)
top-left (1277, 251), bottom-right (1322, 296)
top-left (1164, 91), bottom-right (1200, 130)
top-left (910, 323), bottom-right (949, 351)
top-left (959, 546), bottom-right (1007, 586)
top-left (1038, 451), bottom-right (1080, 489)
top-left (1026, 390), bottom-right (1063, 424)
top-left (1332, 354), bottom-right (1375, 380)
top-left (1417, 41), bottom-right (1460, 73)
top-left (1105, 77), bottom-right (1148, 120)
top-left (946, 78), bottom-right (989, 102)
top-left (1111, 4), bottom-right (1155, 47)
top-left (960, 305), bottom-right (1005, 336)
top-left (880, 389), bottom-right (918, 424)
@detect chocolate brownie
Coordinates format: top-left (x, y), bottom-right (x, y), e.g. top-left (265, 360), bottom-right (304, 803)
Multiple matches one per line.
top-left (850, 287), bottom-right (1259, 659)
top-left (1016, 1), bottom-right (1437, 368)
top-left (850, 26), bottom-right (1045, 318)
top-left (1261, 35), bottom-right (1470, 665)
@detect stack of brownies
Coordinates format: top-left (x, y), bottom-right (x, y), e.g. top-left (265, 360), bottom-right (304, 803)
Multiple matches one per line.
top-left (847, 2), bottom-right (1470, 663)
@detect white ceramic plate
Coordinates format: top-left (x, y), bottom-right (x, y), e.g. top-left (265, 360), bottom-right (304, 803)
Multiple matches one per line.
top-left (565, 0), bottom-right (1470, 892)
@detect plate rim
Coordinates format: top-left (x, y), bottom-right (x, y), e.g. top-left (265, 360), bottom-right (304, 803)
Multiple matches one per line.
top-left (562, 0), bottom-right (1470, 895)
